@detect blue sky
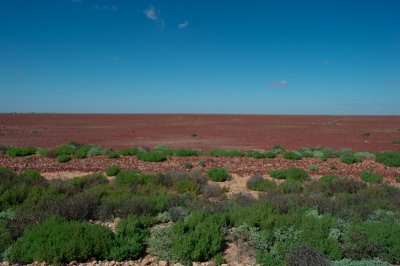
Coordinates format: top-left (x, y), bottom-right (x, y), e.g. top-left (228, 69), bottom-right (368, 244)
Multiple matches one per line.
top-left (1, 0), bottom-right (399, 114)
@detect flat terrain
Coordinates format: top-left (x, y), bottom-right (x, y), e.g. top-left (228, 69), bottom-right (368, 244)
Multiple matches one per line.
top-left (1, 114), bottom-right (400, 152)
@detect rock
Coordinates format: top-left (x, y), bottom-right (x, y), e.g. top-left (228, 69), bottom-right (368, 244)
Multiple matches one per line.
top-left (69, 261), bottom-right (78, 266)
top-left (109, 261), bottom-right (116, 266)
top-left (158, 261), bottom-right (168, 266)
top-left (208, 263), bottom-right (217, 266)
top-left (141, 258), bottom-right (151, 266)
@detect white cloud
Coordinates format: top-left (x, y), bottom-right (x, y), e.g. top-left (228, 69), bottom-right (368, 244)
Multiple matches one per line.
top-left (110, 5), bottom-right (118, 12)
top-left (178, 20), bottom-right (188, 29)
top-left (321, 60), bottom-right (331, 65)
top-left (144, 6), bottom-right (158, 20)
top-left (112, 56), bottom-right (119, 61)
top-left (268, 80), bottom-right (288, 88)
top-left (94, 5), bottom-right (118, 12)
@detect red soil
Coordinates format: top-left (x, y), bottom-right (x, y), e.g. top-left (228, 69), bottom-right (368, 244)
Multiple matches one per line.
top-left (0, 114), bottom-right (400, 152)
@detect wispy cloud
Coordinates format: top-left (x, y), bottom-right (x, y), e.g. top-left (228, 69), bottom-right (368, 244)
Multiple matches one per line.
top-left (112, 56), bottom-right (119, 61)
top-left (71, 0), bottom-right (82, 3)
top-left (268, 80), bottom-right (288, 88)
top-left (178, 20), bottom-right (188, 29)
top-left (94, 5), bottom-right (118, 12)
top-left (144, 5), bottom-right (164, 28)
top-left (321, 60), bottom-right (331, 65)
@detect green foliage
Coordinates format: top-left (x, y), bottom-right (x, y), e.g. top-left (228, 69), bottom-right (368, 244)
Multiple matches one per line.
top-left (393, 140), bottom-right (400, 145)
top-left (332, 258), bottom-right (391, 266)
top-left (341, 155), bottom-right (360, 164)
top-left (171, 211), bottom-right (226, 262)
top-left (183, 162), bottom-right (193, 169)
top-left (320, 175), bottom-right (338, 184)
top-left (395, 177), bottom-right (400, 183)
top-left (56, 154), bottom-right (71, 163)
top-left (74, 144), bottom-right (107, 159)
top-left (376, 152), bottom-right (400, 167)
top-left (147, 225), bottom-right (177, 262)
top-left (0, 220), bottom-right (13, 256)
top-left (283, 151), bottom-right (302, 160)
top-left (330, 164), bottom-right (338, 170)
top-left (21, 169), bottom-right (43, 182)
top-left (343, 220), bottom-right (400, 263)
top-left (109, 216), bottom-right (149, 261)
top-left (247, 151), bottom-right (276, 159)
top-left (105, 165), bottom-right (121, 176)
top-left (207, 167), bottom-right (230, 182)
top-left (175, 177), bottom-right (200, 194)
top-left (137, 151), bottom-right (167, 162)
top-left (362, 131), bottom-right (371, 137)
top-left (10, 216), bottom-right (114, 264)
top-left (269, 168), bottom-right (309, 181)
top-left (119, 148), bottom-right (139, 156)
top-left (108, 151), bottom-right (121, 159)
top-left (198, 159), bottom-right (206, 167)
top-left (173, 149), bottom-right (201, 156)
top-left (6, 146), bottom-right (36, 157)
top-left (354, 152), bottom-right (375, 160)
top-left (360, 172), bottom-right (382, 184)
top-left (308, 164), bottom-right (319, 171)
top-left (247, 176), bottom-right (276, 191)
top-left (55, 143), bottom-right (79, 156)
top-left (114, 170), bottom-right (147, 186)
top-left (70, 174), bottom-right (108, 189)
top-left (210, 148), bottom-right (245, 157)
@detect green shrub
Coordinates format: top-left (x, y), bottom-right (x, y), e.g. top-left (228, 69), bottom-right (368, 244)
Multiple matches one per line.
top-left (119, 148), bottom-right (139, 156)
top-left (171, 211), bottom-right (226, 262)
top-left (393, 140), bottom-right (400, 145)
top-left (174, 149), bottom-right (201, 156)
top-left (70, 174), bottom-right (108, 189)
top-left (354, 152), bottom-right (375, 160)
top-left (278, 180), bottom-right (304, 194)
top-left (395, 177), bottom-right (400, 183)
top-left (341, 155), bottom-right (360, 164)
top-left (360, 172), bottom-right (382, 184)
top-left (247, 151), bottom-right (276, 159)
top-left (269, 168), bottom-right (309, 181)
top-left (183, 162), bottom-right (193, 169)
top-left (114, 170), bottom-right (147, 187)
top-left (0, 220), bottom-right (13, 256)
top-left (147, 225), bottom-right (177, 262)
top-left (109, 216), bottom-right (149, 261)
top-left (207, 168), bottom-right (230, 182)
top-left (376, 152), bottom-right (400, 167)
top-left (108, 151), bottom-right (121, 159)
top-left (105, 165), bottom-right (121, 176)
top-left (6, 146), bottom-right (36, 157)
top-left (283, 151), bottom-right (302, 160)
top-left (362, 131), bottom-right (371, 137)
top-left (56, 154), bottom-right (71, 163)
top-left (55, 143), bottom-right (78, 156)
top-left (285, 245), bottom-right (330, 266)
top-left (21, 169), bottom-right (43, 182)
top-left (322, 176), bottom-right (367, 196)
top-left (308, 164), bottom-right (319, 171)
top-left (330, 164), bottom-right (338, 170)
top-left (343, 220), bottom-right (400, 263)
top-left (137, 151), bottom-right (167, 162)
top-left (210, 148), bottom-right (245, 157)
top-left (332, 258), bottom-right (391, 266)
top-left (10, 216), bottom-right (114, 264)
top-left (246, 176), bottom-right (276, 191)
top-left (198, 160), bottom-right (206, 167)
top-left (320, 174), bottom-right (338, 184)
top-left (175, 177), bottom-right (200, 194)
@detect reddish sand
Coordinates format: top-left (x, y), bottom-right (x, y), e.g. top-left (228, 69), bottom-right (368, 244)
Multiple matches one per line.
top-left (0, 114), bottom-right (399, 152)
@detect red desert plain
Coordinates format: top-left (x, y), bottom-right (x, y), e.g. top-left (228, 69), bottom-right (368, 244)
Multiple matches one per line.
top-left (1, 113), bottom-right (399, 152)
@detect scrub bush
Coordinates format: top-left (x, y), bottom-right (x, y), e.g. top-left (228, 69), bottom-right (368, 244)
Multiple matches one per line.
top-left (56, 154), bottom-right (71, 163)
top-left (269, 168), bottom-right (309, 181)
top-left (207, 168), bottom-right (230, 182)
top-left (283, 151), bottom-right (302, 160)
top-left (6, 146), bottom-right (36, 157)
top-left (247, 176), bottom-right (276, 191)
top-left (105, 165), bottom-right (121, 176)
top-left (360, 172), bottom-right (382, 184)
top-left (137, 151), bottom-right (167, 162)
top-left (210, 148), bottom-right (245, 157)
top-left (375, 152), bottom-right (400, 167)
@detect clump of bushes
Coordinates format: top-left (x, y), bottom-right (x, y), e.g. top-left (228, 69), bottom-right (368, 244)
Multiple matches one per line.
top-left (173, 149), bottom-right (201, 157)
top-left (10, 216), bottom-right (114, 264)
top-left (56, 154), bottom-right (71, 163)
top-left (341, 155), bottom-right (360, 164)
top-left (360, 171), bottom-right (382, 184)
top-left (119, 148), bottom-right (139, 156)
top-left (137, 151), bottom-right (167, 162)
top-left (285, 245), bottom-right (331, 266)
top-left (246, 176), bottom-right (275, 191)
top-left (210, 148), bottom-right (245, 157)
top-left (283, 151), bottom-right (302, 160)
top-left (308, 164), bottom-right (319, 171)
top-left (207, 168), bottom-right (230, 182)
top-left (375, 152), bottom-right (400, 167)
top-left (247, 151), bottom-right (276, 159)
top-left (105, 165), bottom-right (121, 176)
top-left (108, 151), bottom-right (121, 159)
top-left (6, 146), bottom-right (36, 157)
top-left (269, 168), bottom-right (309, 181)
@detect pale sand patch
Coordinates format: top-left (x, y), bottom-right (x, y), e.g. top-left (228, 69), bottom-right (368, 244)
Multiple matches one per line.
top-left (41, 171), bottom-right (95, 179)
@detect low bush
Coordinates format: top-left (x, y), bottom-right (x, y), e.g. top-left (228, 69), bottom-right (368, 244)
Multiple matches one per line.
top-left (108, 151), bottom-right (121, 159)
top-left (395, 177), bottom-right (400, 183)
top-left (70, 174), bottom-right (108, 189)
top-left (207, 168), bottom-right (230, 182)
top-left (183, 162), bottom-right (193, 169)
top-left (308, 164), bottom-right (319, 171)
top-left (175, 177), bottom-right (200, 194)
top-left (109, 216), bottom-right (149, 261)
top-left (10, 216), bottom-right (114, 264)
top-left (360, 172), bottom-right (382, 184)
top-left (56, 154), bottom-right (71, 163)
top-left (269, 168), bottom-right (309, 181)
top-left (341, 155), bottom-right (360, 164)
top-left (6, 146), bottom-right (36, 157)
top-left (375, 152), bottom-right (400, 167)
top-left (320, 174), bottom-right (338, 184)
top-left (21, 169), bottom-right (43, 182)
top-left (210, 148), bottom-right (245, 157)
top-left (171, 211), bottom-right (226, 263)
top-left (147, 225), bottom-right (177, 262)
top-left (174, 149), bottom-right (201, 156)
top-left (332, 258), bottom-right (391, 266)
top-left (105, 165), bottom-right (121, 176)
top-left (330, 164), bottom-right (338, 170)
top-left (393, 140), bottom-right (400, 145)
top-left (247, 151), bottom-right (276, 159)
top-left (322, 177), bottom-right (367, 196)
top-left (246, 176), bottom-right (276, 191)
top-left (137, 151), bottom-right (167, 162)
top-left (283, 151), bottom-right (302, 160)
top-left (198, 160), bottom-right (206, 167)
top-left (119, 148), bottom-right (139, 156)
top-left (354, 152), bottom-right (375, 160)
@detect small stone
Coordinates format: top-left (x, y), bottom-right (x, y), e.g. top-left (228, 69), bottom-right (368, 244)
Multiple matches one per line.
top-left (158, 261), bottom-right (168, 266)
top-left (208, 263), bottom-right (217, 266)
top-left (69, 261), bottom-right (78, 266)
top-left (141, 258), bottom-right (151, 266)
top-left (110, 261), bottom-right (116, 266)
top-left (221, 264), bottom-right (229, 266)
